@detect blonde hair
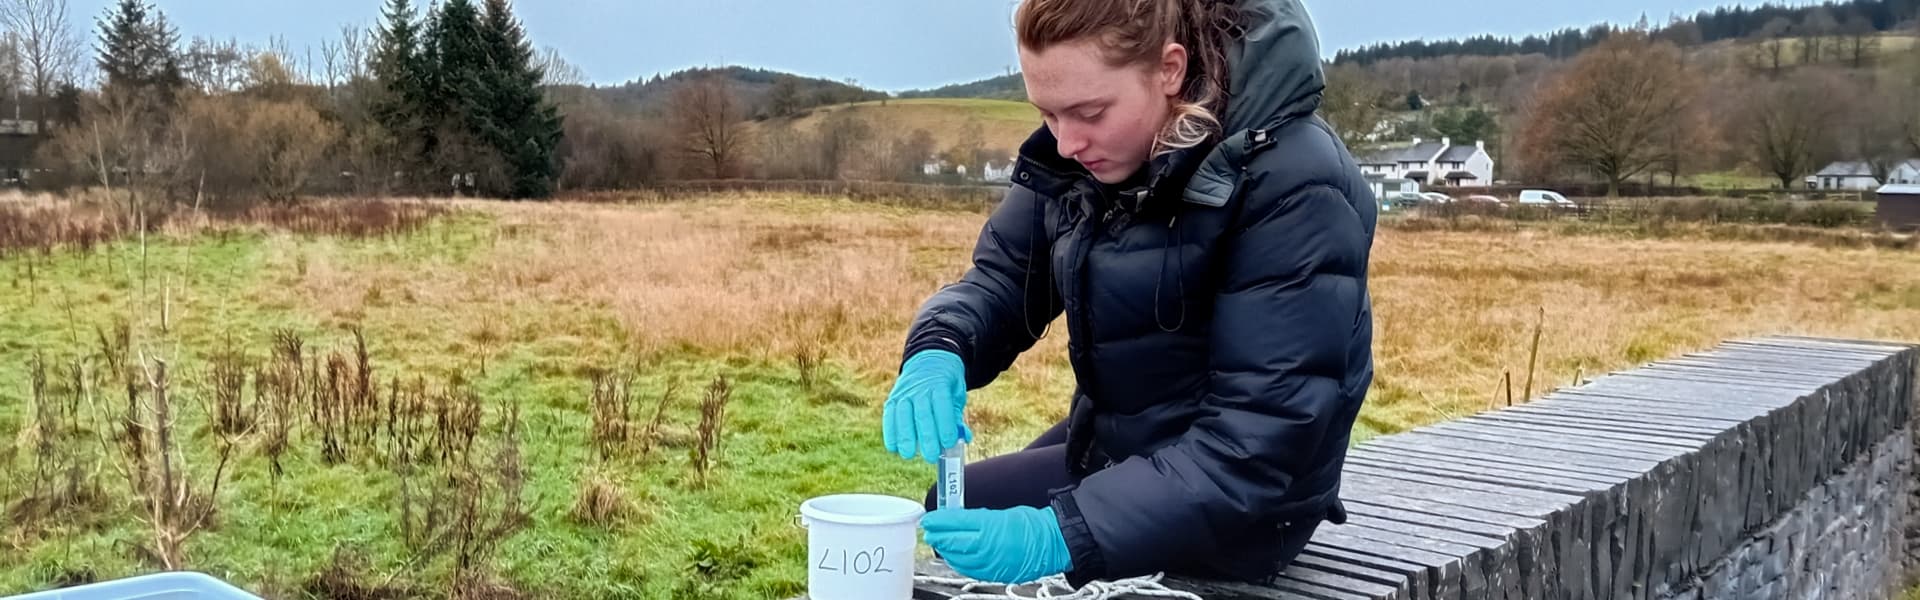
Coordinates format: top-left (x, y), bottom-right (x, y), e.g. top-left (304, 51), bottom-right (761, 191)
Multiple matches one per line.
top-left (1016, 0), bottom-right (1240, 157)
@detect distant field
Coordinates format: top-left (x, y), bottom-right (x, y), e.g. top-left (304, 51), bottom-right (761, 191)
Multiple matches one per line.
top-left (776, 98), bottom-right (1040, 156)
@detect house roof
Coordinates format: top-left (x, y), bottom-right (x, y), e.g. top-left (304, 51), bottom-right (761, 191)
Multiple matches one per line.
top-left (1361, 141), bottom-right (1483, 165)
top-left (1438, 145), bottom-right (1479, 162)
top-left (1397, 142), bottom-right (1445, 162)
top-left (1818, 161), bottom-right (1877, 177)
top-left (1403, 170), bottom-right (1430, 179)
top-left (1360, 142), bottom-right (1446, 165)
top-left (1444, 171), bottom-right (1478, 180)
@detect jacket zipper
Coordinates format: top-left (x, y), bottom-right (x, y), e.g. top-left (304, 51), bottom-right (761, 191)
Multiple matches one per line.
top-left (1073, 178), bottom-right (1148, 471)
top-left (1072, 191), bottom-right (1105, 399)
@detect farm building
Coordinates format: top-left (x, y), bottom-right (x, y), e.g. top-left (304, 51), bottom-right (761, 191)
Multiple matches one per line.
top-left (1877, 184), bottom-right (1920, 231)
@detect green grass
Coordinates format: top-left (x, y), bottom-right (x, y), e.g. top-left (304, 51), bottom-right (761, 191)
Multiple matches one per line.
top-left (0, 215), bottom-right (931, 598)
top-left (783, 98), bottom-right (1041, 155)
top-left (1681, 170), bottom-right (1780, 191)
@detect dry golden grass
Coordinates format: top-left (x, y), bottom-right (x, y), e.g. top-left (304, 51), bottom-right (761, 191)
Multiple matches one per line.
top-left (285, 194), bottom-right (1920, 450)
top-left (1367, 227), bottom-right (1920, 434)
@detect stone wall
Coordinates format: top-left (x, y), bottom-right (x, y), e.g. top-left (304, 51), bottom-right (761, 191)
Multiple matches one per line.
top-left (908, 336), bottom-right (1919, 600)
top-left (1661, 428), bottom-right (1910, 599)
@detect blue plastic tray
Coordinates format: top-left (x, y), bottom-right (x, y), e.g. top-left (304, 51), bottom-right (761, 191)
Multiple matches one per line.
top-left (3, 572), bottom-right (261, 600)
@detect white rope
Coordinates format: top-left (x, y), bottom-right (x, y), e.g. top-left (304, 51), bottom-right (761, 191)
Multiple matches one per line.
top-left (913, 573), bottom-right (1204, 600)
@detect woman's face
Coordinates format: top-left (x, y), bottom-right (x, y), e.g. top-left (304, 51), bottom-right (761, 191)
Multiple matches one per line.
top-left (1020, 39), bottom-right (1187, 184)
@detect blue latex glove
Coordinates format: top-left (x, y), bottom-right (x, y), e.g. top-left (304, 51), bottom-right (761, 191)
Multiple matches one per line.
top-left (923, 506), bottom-right (1074, 584)
top-left (883, 350), bottom-right (973, 463)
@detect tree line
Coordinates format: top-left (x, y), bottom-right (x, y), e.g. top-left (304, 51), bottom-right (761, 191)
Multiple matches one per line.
top-left (12, 0), bottom-right (983, 206)
top-left (15, 0), bottom-right (561, 209)
top-left (1320, 23), bottom-right (1920, 196)
top-left (1505, 32), bottom-right (1920, 195)
top-left (1336, 0), bottom-right (1920, 65)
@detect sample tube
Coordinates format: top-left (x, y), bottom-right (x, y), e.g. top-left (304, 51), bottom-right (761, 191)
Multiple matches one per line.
top-left (937, 442), bottom-right (966, 510)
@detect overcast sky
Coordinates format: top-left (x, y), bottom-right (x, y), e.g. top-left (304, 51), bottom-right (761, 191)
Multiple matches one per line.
top-left (65, 0), bottom-right (1782, 91)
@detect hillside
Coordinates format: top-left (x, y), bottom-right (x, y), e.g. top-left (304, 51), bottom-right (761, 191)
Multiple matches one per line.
top-left (765, 98), bottom-right (1040, 157)
top-left (557, 66), bottom-right (889, 118)
top-left (897, 73), bottom-right (1027, 101)
top-left (1692, 31), bottom-right (1918, 67)
top-left (1336, 0), bottom-right (1920, 64)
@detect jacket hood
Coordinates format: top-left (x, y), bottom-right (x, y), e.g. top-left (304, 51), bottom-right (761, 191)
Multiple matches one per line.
top-left (1179, 0), bottom-right (1327, 207)
top-left (1223, 0), bottom-right (1326, 134)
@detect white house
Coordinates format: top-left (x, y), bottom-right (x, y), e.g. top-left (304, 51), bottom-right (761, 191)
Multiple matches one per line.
top-left (1366, 177), bottom-right (1421, 201)
top-left (983, 160), bottom-right (1015, 183)
top-left (1357, 137), bottom-right (1495, 187)
top-left (1889, 160), bottom-right (1920, 185)
top-left (1813, 161), bottom-right (1884, 190)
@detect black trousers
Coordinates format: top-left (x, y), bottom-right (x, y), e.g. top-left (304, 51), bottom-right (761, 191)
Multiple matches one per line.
top-left (921, 419), bottom-right (1319, 585)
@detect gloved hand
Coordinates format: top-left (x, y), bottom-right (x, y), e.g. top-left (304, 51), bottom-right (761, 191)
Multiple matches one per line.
top-left (883, 349), bottom-right (973, 463)
top-left (922, 506), bottom-right (1073, 584)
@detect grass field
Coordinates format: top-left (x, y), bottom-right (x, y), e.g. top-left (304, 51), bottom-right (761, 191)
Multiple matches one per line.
top-left (1678, 170), bottom-right (1781, 191)
top-left (4, 193), bottom-right (1920, 598)
top-left (1695, 32), bottom-right (1919, 68)
top-left (780, 98), bottom-right (1041, 156)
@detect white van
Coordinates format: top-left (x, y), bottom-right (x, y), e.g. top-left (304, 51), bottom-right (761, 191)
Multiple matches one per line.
top-left (1517, 189), bottom-right (1576, 208)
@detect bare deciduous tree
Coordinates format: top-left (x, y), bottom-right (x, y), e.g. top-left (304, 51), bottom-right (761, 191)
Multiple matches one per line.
top-left (182, 36), bottom-right (246, 94)
top-left (817, 109), bottom-right (870, 180)
top-left (1739, 70), bottom-right (1849, 189)
top-left (337, 24), bottom-right (368, 83)
top-left (245, 100), bottom-right (341, 202)
top-left (668, 76), bottom-right (745, 179)
top-left (1836, 77), bottom-right (1908, 183)
top-left (0, 0), bottom-right (80, 126)
top-left (319, 36), bottom-right (341, 91)
top-left (1798, 8), bottom-right (1839, 65)
top-left (1839, 15), bottom-right (1881, 69)
top-left (1515, 33), bottom-right (1703, 196)
top-left (1322, 63), bottom-right (1387, 153)
top-left (1899, 35), bottom-right (1920, 156)
top-left (1746, 18), bottom-right (1793, 78)
top-left (44, 86), bottom-right (158, 220)
top-left (537, 45), bottom-right (585, 87)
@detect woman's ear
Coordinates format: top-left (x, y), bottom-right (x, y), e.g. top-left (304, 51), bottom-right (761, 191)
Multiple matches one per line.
top-left (1159, 42), bottom-right (1188, 98)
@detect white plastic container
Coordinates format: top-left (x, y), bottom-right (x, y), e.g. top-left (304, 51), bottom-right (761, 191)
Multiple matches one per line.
top-left (798, 494), bottom-right (924, 600)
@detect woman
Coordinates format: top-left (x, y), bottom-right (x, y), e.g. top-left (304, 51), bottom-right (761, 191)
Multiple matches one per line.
top-left (882, 0), bottom-right (1376, 588)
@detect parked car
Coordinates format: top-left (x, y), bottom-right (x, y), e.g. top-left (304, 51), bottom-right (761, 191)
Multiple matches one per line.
top-left (1517, 189), bottom-right (1578, 210)
top-left (1380, 191), bottom-right (1426, 211)
top-left (1463, 194), bottom-right (1504, 205)
top-left (1420, 192), bottom-right (1454, 205)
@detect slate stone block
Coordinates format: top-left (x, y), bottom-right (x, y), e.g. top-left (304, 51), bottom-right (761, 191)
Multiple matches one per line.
top-left (1366, 435), bottom-right (1648, 481)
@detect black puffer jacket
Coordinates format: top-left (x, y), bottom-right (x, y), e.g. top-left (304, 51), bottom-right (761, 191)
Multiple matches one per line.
top-left (902, 0), bottom-right (1376, 586)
